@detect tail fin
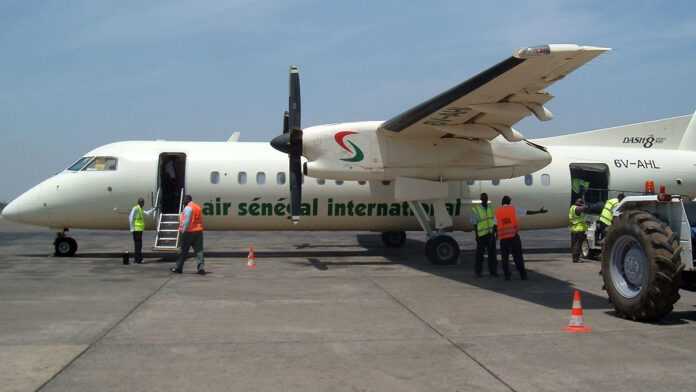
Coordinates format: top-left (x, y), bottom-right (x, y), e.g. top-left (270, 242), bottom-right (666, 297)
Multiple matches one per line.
top-left (678, 111), bottom-right (696, 151)
top-left (536, 112), bottom-right (696, 150)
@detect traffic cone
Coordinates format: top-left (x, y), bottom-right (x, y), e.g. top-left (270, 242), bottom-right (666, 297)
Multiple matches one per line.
top-left (564, 290), bottom-right (592, 333)
top-left (247, 246), bottom-right (257, 269)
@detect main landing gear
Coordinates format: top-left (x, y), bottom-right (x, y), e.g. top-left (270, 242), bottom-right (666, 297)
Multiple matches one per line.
top-left (54, 229), bottom-right (77, 257)
top-left (410, 200), bottom-right (460, 265)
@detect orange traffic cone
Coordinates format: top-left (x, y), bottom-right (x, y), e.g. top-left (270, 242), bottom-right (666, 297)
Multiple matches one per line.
top-left (247, 246), bottom-right (257, 269)
top-left (564, 290), bottom-right (591, 333)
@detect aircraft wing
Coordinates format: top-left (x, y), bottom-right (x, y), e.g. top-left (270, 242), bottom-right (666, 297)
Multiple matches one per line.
top-left (378, 44), bottom-right (610, 141)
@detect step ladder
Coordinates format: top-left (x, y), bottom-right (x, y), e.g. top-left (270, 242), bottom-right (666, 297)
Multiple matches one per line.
top-left (153, 188), bottom-right (184, 252)
top-left (153, 213), bottom-right (181, 252)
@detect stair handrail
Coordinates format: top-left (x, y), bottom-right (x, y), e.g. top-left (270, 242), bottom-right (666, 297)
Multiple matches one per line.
top-left (177, 188), bottom-right (185, 213)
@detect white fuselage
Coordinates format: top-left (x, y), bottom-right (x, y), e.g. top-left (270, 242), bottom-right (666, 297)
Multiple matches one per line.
top-left (4, 138), bottom-right (695, 233)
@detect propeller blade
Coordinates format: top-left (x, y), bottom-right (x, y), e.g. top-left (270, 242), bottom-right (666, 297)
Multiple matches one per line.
top-left (289, 154), bottom-right (302, 223)
top-left (288, 66), bottom-right (301, 131)
top-left (283, 111), bottom-right (289, 134)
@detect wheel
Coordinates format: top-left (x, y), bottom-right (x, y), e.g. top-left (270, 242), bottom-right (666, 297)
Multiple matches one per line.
top-left (381, 231), bottom-right (406, 248)
top-left (581, 239), bottom-right (600, 260)
top-left (581, 238), bottom-right (591, 259)
top-left (425, 235), bottom-right (460, 265)
top-left (601, 210), bottom-right (682, 321)
top-left (54, 237), bottom-right (77, 257)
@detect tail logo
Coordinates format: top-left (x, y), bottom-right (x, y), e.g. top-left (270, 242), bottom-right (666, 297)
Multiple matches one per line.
top-left (335, 131), bottom-right (364, 162)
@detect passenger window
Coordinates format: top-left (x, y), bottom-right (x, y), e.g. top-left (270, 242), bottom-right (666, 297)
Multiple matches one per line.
top-left (492, 179), bottom-right (500, 186)
top-left (382, 180), bottom-right (391, 186)
top-left (277, 172), bottom-right (286, 185)
top-left (541, 174), bottom-right (551, 186)
top-left (238, 172), bottom-right (247, 185)
top-left (210, 171), bottom-right (220, 184)
top-left (257, 172), bottom-right (266, 185)
top-left (335, 180), bottom-right (344, 185)
top-left (84, 157), bottom-right (118, 171)
top-left (524, 175), bottom-right (533, 186)
top-left (358, 180), bottom-right (366, 185)
top-left (317, 178), bottom-right (325, 185)
top-left (68, 157), bottom-right (93, 171)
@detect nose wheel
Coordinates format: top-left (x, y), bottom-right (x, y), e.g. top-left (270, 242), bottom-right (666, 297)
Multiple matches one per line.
top-left (54, 232), bottom-right (77, 257)
top-left (425, 235), bottom-right (460, 265)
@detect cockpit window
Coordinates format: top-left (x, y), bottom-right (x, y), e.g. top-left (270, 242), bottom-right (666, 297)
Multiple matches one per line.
top-left (84, 157), bottom-right (118, 171)
top-left (67, 157), bottom-right (93, 171)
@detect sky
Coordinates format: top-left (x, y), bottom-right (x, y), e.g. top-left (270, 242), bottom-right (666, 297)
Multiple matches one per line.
top-left (1, 0), bottom-right (696, 201)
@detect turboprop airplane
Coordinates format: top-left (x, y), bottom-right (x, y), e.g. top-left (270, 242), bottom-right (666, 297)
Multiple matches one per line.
top-left (7, 43), bottom-right (688, 265)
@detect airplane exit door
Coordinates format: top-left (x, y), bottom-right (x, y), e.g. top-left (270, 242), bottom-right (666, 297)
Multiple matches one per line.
top-left (157, 153), bottom-right (186, 214)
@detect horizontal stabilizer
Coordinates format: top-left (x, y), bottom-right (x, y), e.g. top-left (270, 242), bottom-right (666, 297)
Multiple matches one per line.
top-left (535, 112), bottom-right (696, 150)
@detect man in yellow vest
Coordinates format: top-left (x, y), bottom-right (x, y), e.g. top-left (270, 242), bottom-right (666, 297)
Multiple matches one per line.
top-left (471, 193), bottom-right (497, 277)
top-left (496, 195), bottom-right (547, 280)
top-left (569, 198), bottom-right (589, 263)
top-left (596, 193), bottom-right (625, 241)
top-left (128, 197), bottom-right (156, 264)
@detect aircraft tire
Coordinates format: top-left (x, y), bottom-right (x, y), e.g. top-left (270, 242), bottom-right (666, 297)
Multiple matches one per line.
top-left (54, 237), bottom-right (78, 257)
top-left (601, 209), bottom-right (682, 321)
top-left (381, 231), bottom-right (406, 248)
top-left (425, 235), bottom-right (460, 265)
top-left (581, 239), bottom-right (600, 260)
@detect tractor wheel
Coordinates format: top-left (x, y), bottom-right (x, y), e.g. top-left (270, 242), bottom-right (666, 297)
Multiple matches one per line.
top-left (601, 209), bottom-right (682, 321)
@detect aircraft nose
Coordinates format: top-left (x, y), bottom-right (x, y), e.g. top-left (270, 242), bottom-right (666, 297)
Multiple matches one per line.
top-left (2, 194), bottom-right (39, 224)
top-left (1, 199), bottom-right (20, 221)
top-left (1, 178), bottom-right (57, 226)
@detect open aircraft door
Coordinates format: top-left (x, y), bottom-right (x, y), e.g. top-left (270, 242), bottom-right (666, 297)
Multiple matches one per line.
top-left (153, 153), bottom-right (187, 251)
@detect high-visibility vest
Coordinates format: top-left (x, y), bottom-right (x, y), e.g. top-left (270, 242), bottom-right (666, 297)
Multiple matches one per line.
top-left (495, 205), bottom-right (519, 240)
top-left (180, 202), bottom-right (204, 232)
top-left (472, 204), bottom-right (495, 237)
top-left (572, 178), bottom-right (591, 194)
top-left (599, 198), bottom-right (619, 226)
top-left (133, 205), bottom-right (145, 232)
top-left (568, 205), bottom-right (588, 233)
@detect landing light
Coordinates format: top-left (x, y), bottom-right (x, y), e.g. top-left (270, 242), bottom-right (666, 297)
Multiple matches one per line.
top-left (515, 45), bottom-right (551, 58)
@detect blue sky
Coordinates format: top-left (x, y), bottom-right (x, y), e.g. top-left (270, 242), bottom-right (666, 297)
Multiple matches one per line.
top-left (2, 0), bottom-right (695, 201)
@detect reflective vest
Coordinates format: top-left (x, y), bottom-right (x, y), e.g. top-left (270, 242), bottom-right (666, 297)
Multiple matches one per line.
top-left (133, 205), bottom-right (145, 232)
top-left (571, 178), bottom-right (591, 194)
top-left (472, 204), bottom-right (495, 237)
top-left (495, 205), bottom-right (519, 240)
top-left (180, 202), bottom-right (204, 232)
top-left (568, 205), bottom-right (588, 233)
top-left (599, 198), bottom-right (619, 226)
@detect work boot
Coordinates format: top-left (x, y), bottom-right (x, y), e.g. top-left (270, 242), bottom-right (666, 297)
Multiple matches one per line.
top-left (197, 269), bottom-right (206, 275)
top-left (170, 267), bottom-right (182, 274)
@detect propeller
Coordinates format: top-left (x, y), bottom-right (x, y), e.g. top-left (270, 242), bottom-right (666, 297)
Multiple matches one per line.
top-left (270, 66), bottom-right (303, 223)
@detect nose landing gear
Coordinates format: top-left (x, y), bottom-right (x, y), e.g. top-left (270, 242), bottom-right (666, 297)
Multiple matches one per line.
top-left (54, 229), bottom-right (77, 257)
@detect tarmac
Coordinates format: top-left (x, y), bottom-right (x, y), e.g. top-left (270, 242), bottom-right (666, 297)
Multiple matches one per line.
top-left (1, 217), bottom-right (695, 392)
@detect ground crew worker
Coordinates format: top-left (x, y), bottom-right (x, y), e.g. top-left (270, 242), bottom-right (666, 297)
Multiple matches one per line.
top-left (495, 196), bottom-right (547, 280)
top-left (471, 193), bottom-right (497, 277)
top-left (128, 197), bottom-right (156, 264)
top-left (596, 193), bottom-right (625, 241)
top-left (171, 195), bottom-right (206, 275)
top-left (569, 198), bottom-right (589, 263)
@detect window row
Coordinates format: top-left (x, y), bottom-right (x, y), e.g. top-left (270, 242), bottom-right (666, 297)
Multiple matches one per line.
top-left (214, 171), bottom-right (376, 186)
top-left (466, 174), bottom-right (551, 187)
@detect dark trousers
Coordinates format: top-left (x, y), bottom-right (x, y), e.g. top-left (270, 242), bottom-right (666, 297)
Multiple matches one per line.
top-left (475, 233), bottom-right (497, 276)
top-left (175, 231), bottom-right (205, 271)
top-left (571, 232), bottom-right (587, 262)
top-left (132, 231), bottom-right (143, 262)
top-left (596, 221), bottom-right (608, 242)
top-left (500, 234), bottom-right (526, 279)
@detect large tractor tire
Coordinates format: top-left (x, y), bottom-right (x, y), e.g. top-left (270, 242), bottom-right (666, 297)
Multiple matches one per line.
top-left (601, 209), bottom-right (682, 321)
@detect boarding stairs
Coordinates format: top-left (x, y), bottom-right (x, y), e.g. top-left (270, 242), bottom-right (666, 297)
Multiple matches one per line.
top-left (153, 188), bottom-right (184, 252)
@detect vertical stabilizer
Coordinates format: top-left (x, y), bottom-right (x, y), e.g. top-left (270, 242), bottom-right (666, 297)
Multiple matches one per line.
top-left (678, 110), bottom-right (696, 151)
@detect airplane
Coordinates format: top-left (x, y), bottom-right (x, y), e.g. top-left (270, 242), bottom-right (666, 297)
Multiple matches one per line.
top-left (5, 43), bottom-right (692, 265)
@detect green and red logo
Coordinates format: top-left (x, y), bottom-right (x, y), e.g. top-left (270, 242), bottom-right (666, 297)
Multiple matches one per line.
top-left (335, 131), bottom-right (364, 162)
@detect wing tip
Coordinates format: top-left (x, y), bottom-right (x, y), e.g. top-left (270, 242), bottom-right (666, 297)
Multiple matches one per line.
top-left (514, 44), bottom-right (611, 58)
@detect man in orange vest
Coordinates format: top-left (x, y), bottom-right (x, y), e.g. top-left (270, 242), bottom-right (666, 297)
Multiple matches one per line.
top-left (171, 194), bottom-right (206, 275)
top-left (495, 195), bottom-right (547, 280)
